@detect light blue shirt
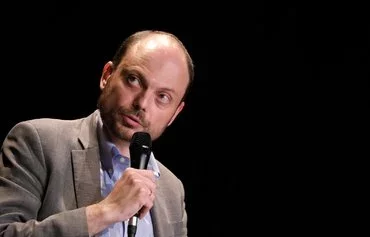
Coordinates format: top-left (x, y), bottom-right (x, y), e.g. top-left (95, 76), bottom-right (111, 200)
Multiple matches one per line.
top-left (95, 113), bottom-right (160, 237)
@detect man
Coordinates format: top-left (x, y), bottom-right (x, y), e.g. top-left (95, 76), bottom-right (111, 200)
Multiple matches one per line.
top-left (0, 30), bottom-right (194, 237)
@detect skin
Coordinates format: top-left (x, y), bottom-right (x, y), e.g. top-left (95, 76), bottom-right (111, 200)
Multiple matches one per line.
top-left (86, 34), bottom-right (190, 236)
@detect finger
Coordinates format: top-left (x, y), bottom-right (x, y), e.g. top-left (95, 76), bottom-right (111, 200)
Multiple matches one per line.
top-left (138, 194), bottom-right (155, 219)
top-left (135, 170), bottom-right (158, 193)
top-left (138, 206), bottom-right (151, 219)
top-left (137, 169), bottom-right (160, 182)
top-left (123, 168), bottom-right (157, 197)
top-left (123, 168), bottom-right (156, 185)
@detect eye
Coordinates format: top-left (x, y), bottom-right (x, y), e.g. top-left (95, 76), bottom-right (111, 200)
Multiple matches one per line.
top-left (127, 75), bottom-right (140, 86)
top-left (158, 93), bottom-right (170, 104)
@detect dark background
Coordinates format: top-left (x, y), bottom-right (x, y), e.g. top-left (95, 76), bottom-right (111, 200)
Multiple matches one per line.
top-left (0, 2), bottom-right (368, 236)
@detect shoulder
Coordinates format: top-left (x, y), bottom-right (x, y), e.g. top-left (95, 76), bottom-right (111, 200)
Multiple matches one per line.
top-left (9, 117), bottom-right (83, 136)
top-left (4, 111), bottom-right (98, 146)
top-left (1, 118), bottom-right (81, 151)
top-left (8, 111), bottom-right (99, 136)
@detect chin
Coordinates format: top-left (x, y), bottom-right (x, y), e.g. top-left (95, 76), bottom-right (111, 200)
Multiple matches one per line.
top-left (112, 124), bottom-right (132, 141)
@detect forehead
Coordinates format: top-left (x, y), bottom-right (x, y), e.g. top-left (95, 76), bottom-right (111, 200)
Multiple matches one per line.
top-left (129, 35), bottom-right (185, 65)
top-left (121, 36), bottom-right (188, 76)
top-left (119, 35), bottom-right (190, 97)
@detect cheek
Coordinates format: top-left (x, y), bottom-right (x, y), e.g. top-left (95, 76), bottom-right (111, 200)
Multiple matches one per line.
top-left (110, 86), bottom-right (132, 106)
top-left (151, 112), bottom-right (174, 128)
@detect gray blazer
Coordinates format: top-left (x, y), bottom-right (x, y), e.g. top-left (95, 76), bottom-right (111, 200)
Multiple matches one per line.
top-left (0, 110), bottom-right (187, 237)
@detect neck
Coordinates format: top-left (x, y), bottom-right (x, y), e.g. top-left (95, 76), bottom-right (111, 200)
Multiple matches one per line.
top-left (103, 126), bottom-right (131, 158)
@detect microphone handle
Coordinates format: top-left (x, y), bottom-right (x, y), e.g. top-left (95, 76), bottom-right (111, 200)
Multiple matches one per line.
top-left (127, 214), bottom-right (138, 237)
top-left (127, 131), bottom-right (152, 237)
top-left (127, 153), bottom-right (150, 237)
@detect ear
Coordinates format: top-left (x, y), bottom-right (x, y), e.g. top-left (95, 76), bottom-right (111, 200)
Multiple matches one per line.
top-left (167, 101), bottom-right (185, 127)
top-left (100, 61), bottom-right (114, 90)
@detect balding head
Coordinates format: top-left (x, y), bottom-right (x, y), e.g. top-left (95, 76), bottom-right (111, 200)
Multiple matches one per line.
top-left (112, 30), bottom-right (194, 101)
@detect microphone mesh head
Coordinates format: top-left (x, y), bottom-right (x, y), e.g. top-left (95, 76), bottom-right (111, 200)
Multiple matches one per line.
top-left (131, 132), bottom-right (152, 148)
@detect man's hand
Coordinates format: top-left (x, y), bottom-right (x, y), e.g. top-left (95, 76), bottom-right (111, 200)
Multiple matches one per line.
top-left (86, 168), bottom-right (157, 236)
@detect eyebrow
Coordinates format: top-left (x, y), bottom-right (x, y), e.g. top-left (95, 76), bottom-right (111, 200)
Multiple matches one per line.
top-left (121, 67), bottom-right (178, 97)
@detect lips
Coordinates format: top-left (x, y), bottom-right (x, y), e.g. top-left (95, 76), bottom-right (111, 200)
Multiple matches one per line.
top-left (122, 114), bottom-right (142, 128)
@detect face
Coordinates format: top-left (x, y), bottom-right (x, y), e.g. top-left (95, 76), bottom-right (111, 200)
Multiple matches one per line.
top-left (98, 36), bottom-right (189, 143)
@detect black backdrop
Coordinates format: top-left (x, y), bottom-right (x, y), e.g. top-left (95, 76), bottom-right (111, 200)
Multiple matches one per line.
top-left (0, 2), bottom-right (367, 236)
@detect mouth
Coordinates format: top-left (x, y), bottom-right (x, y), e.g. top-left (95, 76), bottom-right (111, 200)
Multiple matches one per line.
top-left (122, 114), bottom-right (142, 128)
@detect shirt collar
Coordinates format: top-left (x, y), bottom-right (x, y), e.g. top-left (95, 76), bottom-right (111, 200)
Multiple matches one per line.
top-left (95, 110), bottom-right (161, 176)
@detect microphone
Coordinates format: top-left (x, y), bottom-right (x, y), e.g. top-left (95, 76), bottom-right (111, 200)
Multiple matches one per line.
top-left (127, 131), bottom-right (152, 237)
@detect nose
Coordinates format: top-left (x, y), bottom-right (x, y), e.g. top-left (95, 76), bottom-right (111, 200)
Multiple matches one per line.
top-left (133, 91), bottom-right (151, 112)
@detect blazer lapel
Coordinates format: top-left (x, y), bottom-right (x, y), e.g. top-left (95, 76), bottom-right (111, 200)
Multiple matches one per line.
top-left (151, 182), bottom-right (171, 237)
top-left (72, 148), bottom-right (102, 207)
top-left (72, 110), bottom-right (103, 207)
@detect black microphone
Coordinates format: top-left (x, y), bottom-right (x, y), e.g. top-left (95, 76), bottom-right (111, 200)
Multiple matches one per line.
top-left (127, 131), bottom-right (152, 237)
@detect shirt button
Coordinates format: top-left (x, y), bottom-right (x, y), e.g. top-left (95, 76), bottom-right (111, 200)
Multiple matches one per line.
top-left (108, 169), bottom-right (113, 174)
top-left (120, 157), bottom-right (125, 163)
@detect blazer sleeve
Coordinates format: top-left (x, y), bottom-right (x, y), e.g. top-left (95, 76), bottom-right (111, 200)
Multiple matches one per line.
top-left (0, 121), bottom-right (89, 237)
